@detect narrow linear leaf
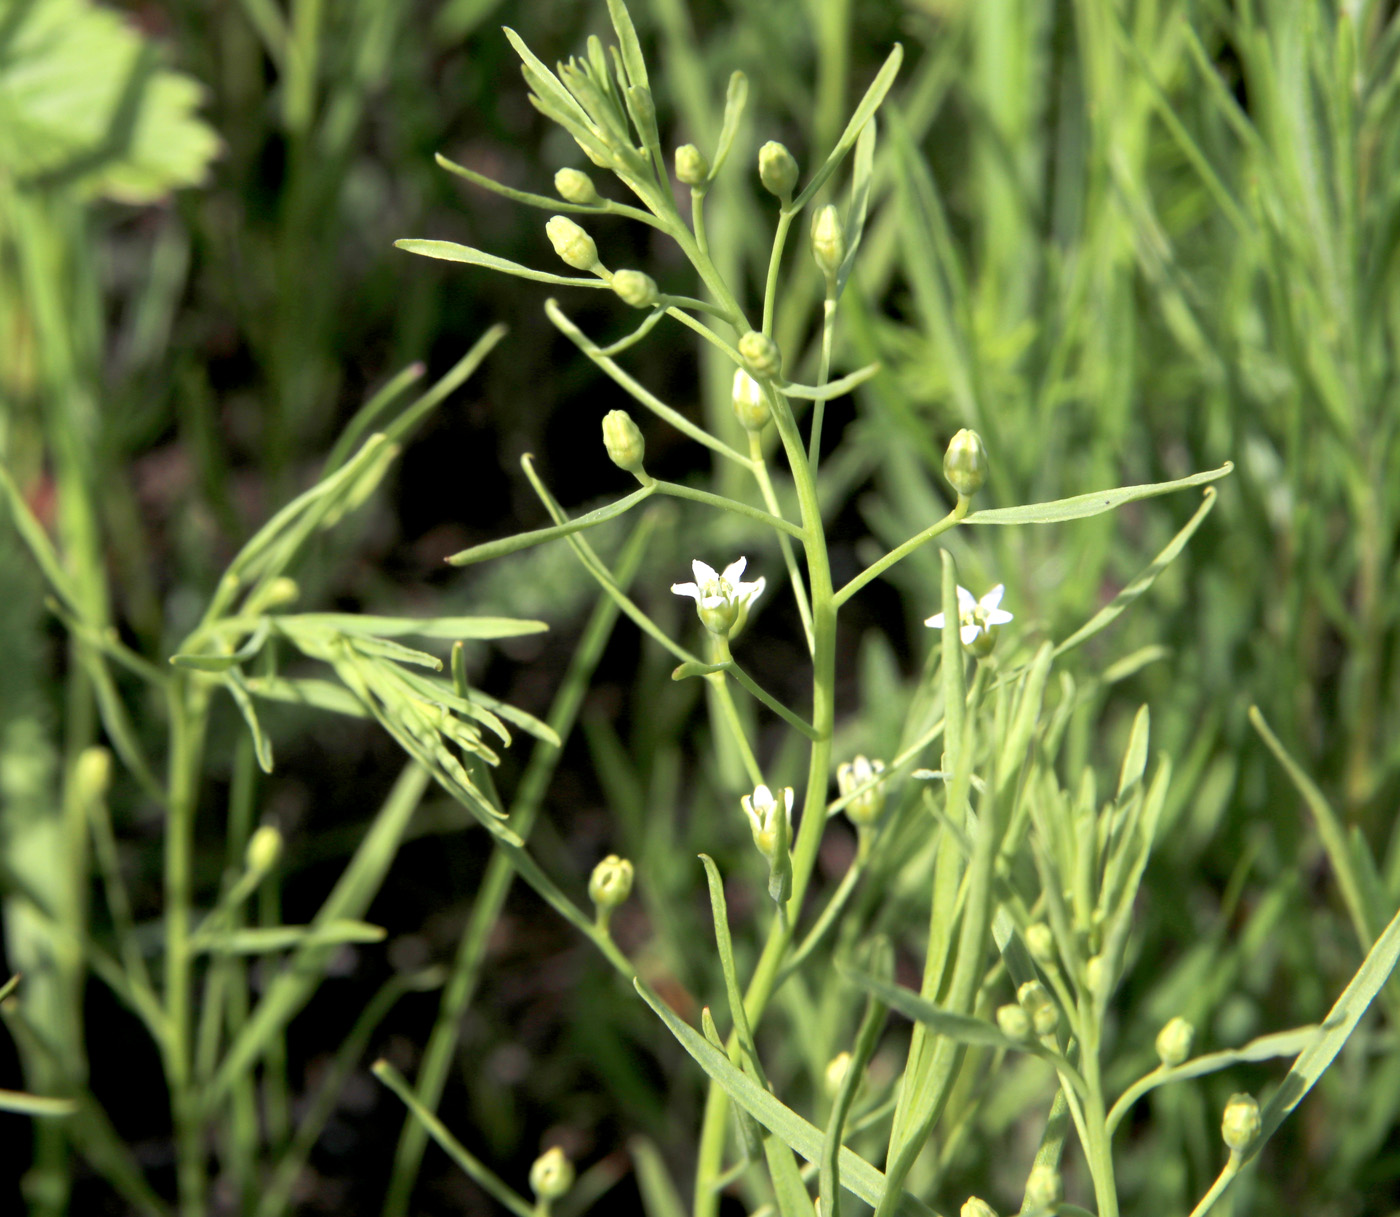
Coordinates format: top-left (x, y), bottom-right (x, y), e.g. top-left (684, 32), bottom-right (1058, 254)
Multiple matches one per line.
top-left (964, 463), bottom-right (1233, 526)
top-left (673, 661), bottom-right (727, 681)
top-left (281, 613), bottom-right (548, 640)
top-left (781, 363), bottom-right (880, 400)
top-left (709, 71), bottom-right (749, 179)
top-left (195, 921), bottom-right (386, 954)
top-left (447, 485), bottom-right (656, 566)
top-left (245, 676), bottom-right (369, 718)
top-left (395, 239), bottom-right (610, 288)
top-left (0, 1088), bottom-right (78, 1117)
top-left (223, 670), bottom-right (273, 773)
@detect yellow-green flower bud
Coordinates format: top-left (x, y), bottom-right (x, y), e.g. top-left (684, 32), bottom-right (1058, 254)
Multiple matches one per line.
top-left (589, 854), bottom-right (634, 910)
top-left (758, 140), bottom-right (799, 201)
top-left (731, 369), bottom-right (769, 431)
top-left (836, 755), bottom-right (886, 827)
top-left (1018, 980), bottom-right (1059, 1037)
top-left (529, 1147), bottom-right (574, 1201)
top-left (74, 746), bottom-right (112, 805)
top-left (1024, 1163), bottom-right (1061, 1209)
top-left (612, 269), bottom-right (659, 309)
top-left (1221, 1092), bottom-right (1260, 1154)
top-left (1155, 1016), bottom-right (1195, 1068)
top-left (602, 409), bottom-right (646, 475)
top-left (675, 143), bottom-right (709, 186)
top-left (546, 216), bottom-right (600, 272)
top-left (996, 1002), bottom-right (1031, 1041)
top-left (943, 428), bottom-right (988, 498)
top-left (245, 825), bottom-right (283, 875)
top-left (554, 168), bottom-right (599, 205)
top-left (810, 204), bottom-right (845, 280)
top-left (1085, 953), bottom-right (1107, 996)
top-left (738, 330), bottom-right (782, 381)
top-left (1025, 922), bottom-right (1056, 965)
top-left (961, 1199), bottom-right (998, 1217)
top-left (824, 1051), bottom-right (852, 1098)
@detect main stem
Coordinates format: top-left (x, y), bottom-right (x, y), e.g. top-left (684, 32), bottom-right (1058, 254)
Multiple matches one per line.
top-left (693, 383), bottom-right (835, 1217)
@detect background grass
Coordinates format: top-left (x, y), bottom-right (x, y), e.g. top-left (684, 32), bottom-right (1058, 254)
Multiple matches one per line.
top-left (2, 0), bottom-right (1399, 1214)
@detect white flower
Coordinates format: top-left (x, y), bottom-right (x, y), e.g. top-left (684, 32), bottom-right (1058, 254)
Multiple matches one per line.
top-left (740, 783), bottom-right (793, 861)
top-left (836, 755), bottom-right (886, 826)
top-left (925, 584), bottom-right (1013, 652)
top-left (672, 557), bottom-right (765, 638)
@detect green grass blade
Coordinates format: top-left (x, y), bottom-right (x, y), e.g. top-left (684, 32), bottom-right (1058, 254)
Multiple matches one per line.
top-left (445, 485), bottom-right (656, 566)
top-left (963, 463), bottom-right (1233, 525)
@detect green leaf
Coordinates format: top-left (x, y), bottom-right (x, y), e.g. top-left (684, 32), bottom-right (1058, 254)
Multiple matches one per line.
top-left (0, 1088), bottom-right (77, 1118)
top-left (780, 364), bottom-right (880, 400)
top-left (244, 676), bottom-right (369, 718)
top-left (633, 979), bottom-right (937, 1217)
top-left (836, 118), bottom-right (877, 298)
top-left (446, 485), bottom-right (656, 566)
top-left (629, 1137), bottom-right (687, 1217)
top-left (1054, 488), bottom-right (1220, 657)
top-left (223, 670), bottom-right (273, 773)
top-left (964, 463), bottom-right (1233, 525)
top-left (280, 613), bottom-right (547, 641)
top-left (0, 0), bottom-right (219, 202)
top-left (170, 618), bottom-right (271, 672)
top-left (394, 239), bottom-right (610, 288)
top-left (194, 920), bottom-right (386, 954)
top-left (698, 855), bottom-right (766, 1083)
top-left (672, 661), bottom-right (727, 681)
top-left (606, 0), bottom-right (651, 91)
top-left (792, 45), bottom-right (904, 212)
top-left (709, 72), bottom-right (749, 180)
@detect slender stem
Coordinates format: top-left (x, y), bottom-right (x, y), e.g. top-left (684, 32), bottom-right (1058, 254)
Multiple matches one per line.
top-left (833, 497), bottom-right (969, 608)
top-left (762, 210), bottom-right (798, 335)
top-left (692, 189), bottom-right (711, 263)
top-left (808, 292), bottom-right (837, 468)
top-left (164, 674), bottom-right (210, 1217)
top-left (747, 432), bottom-right (815, 653)
top-left (1078, 1026), bottom-right (1120, 1217)
top-left (1187, 1156), bottom-right (1244, 1217)
top-left (652, 479), bottom-right (807, 539)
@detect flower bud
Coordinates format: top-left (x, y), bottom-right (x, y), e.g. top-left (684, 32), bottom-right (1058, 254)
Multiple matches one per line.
top-left (738, 330), bottom-right (782, 381)
top-left (1018, 980), bottom-right (1059, 1037)
top-left (961, 1199), bottom-right (998, 1217)
top-left (1025, 923), bottom-right (1056, 965)
top-left (1024, 1163), bottom-right (1061, 1209)
top-left (546, 216), bottom-right (600, 272)
top-left (245, 825), bottom-right (283, 875)
top-left (602, 409), bottom-right (646, 475)
top-left (758, 140), bottom-right (799, 200)
top-left (1155, 1016), bottom-right (1195, 1068)
top-left (1221, 1092), bottom-right (1260, 1154)
top-left (529, 1147), bottom-right (574, 1201)
top-left (824, 1051), bottom-right (852, 1097)
top-left (554, 168), bottom-right (599, 205)
top-left (589, 854), bottom-right (634, 910)
top-left (675, 143), bottom-right (709, 186)
top-left (74, 746), bottom-right (112, 805)
top-left (731, 369), bottom-right (769, 431)
top-left (742, 784), bottom-right (794, 904)
top-left (943, 428), bottom-right (988, 498)
top-left (996, 1002), bottom-right (1031, 1040)
top-left (1085, 953), bottom-right (1107, 996)
top-left (836, 756), bottom-right (886, 827)
top-left (810, 205), bottom-right (845, 280)
top-left (612, 269), bottom-right (659, 309)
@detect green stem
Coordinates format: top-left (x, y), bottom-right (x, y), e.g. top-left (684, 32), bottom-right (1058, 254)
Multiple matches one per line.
top-left (747, 431), bottom-right (815, 653)
top-left (720, 658), bottom-right (820, 741)
top-left (833, 497), bottom-right (969, 608)
top-left (1187, 1156), bottom-right (1244, 1217)
top-left (808, 293), bottom-right (837, 468)
top-left (763, 210), bottom-right (798, 335)
top-left (652, 479), bottom-right (807, 539)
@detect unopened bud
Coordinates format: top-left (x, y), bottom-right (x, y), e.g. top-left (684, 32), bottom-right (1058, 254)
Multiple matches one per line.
top-left (738, 330), bottom-right (782, 381)
top-left (1018, 980), bottom-right (1059, 1037)
top-left (675, 144), bottom-right (709, 186)
top-left (758, 141), bottom-right (799, 201)
top-left (731, 369), bottom-right (769, 431)
top-left (529, 1147), bottom-right (574, 1201)
top-left (824, 1051), bottom-right (852, 1097)
top-left (74, 746), bottom-right (112, 805)
top-left (1025, 923), bottom-right (1056, 965)
top-left (1085, 953), bottom-right (1107, 996)
top-left (589, 854), bottom-right (634, 910)
top-left (1221, 1093), bottom-right (1260, 1154)
top-left (1156, 1016), bottom-right (1195, 1068)
top-left (836, 756), bottom-right (886, 826)
top-left (1024, 1163), bottom-right (1061, 1209)
top-left (554, 168), bottom-right (599, 204)
top-left (245, 825), bottom-right (283, 875)
top-left (612, 269), bottom-right (659, 309)
top-left (810, 205), bottom-right (845, 279)
top-left (943, 428), bottom-right (988, 498)
top-left (996, 1002), bottom-right (1031, 1041)
top-left (546, 216), bottom-right (600, 271)
top-left (961, 1199), bottom-right (998, 1217)
top-left (602, 410), bottom-right (647, 475)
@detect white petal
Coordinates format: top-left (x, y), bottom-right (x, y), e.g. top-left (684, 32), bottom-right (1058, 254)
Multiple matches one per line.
top-left (721, 556), bottom-right (748, 583)
top-left (782, 787), bottom-right (794, 812)
top-left (738, 575), bottom-right (765, 605)
top-left (960, 623), bottom-right (982, 646)
top-left (955, 586), bottom-right (978, 612)
top-left (752, 783), bottom-right (772, 807)
top-left (924, 612), bottom-right (946, 629)
top-left (692, 559), bottom-right (720, 586)
top-left (985, 608), bottom-right (1014, 626)
top-left (979, 584), bottom-right (1005, 612)
top-left (672, 582), bottom-right (701, 600)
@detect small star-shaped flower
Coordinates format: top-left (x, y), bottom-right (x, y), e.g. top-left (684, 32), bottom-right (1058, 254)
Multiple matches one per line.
top-left (672, 557), bottom-right (765, 638)
top-left (925, 584), bottom-right (1013, 651)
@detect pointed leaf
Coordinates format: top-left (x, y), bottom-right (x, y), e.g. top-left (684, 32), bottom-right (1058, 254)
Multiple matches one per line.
top-left (395, 239), bottom-right (610, 287)
top-left (964, 464), bottom-right (1233, 525)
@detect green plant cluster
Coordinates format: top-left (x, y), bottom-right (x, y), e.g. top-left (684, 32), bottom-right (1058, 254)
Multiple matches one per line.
top-left (2, 2), bottom-right (1400, 1217)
